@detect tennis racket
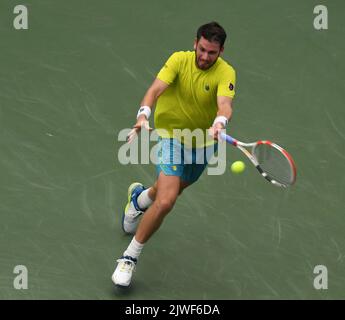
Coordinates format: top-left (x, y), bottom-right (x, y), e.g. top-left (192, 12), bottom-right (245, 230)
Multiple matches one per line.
top-left (220, 132), bottom-right (297, 187)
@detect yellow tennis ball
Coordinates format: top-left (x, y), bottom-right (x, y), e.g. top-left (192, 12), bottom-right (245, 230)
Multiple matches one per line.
top-left (231, 161), bottom-right (246, 174)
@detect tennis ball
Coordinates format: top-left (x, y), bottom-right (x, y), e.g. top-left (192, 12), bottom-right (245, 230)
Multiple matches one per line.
top-left (231, 161), bottom-right (245, 174)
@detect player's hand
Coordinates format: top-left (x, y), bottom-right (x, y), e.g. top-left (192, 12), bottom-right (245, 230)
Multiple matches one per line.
top-left (208, 122), bottom-right (224, 141)
top-left (126, 115), bottom-right (153, 143)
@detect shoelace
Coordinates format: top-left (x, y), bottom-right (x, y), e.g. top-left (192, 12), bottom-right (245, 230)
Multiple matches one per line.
top-left (127, 202), bottom-right (143, 219)
top-left (117, 258), bottom-right (136, 273)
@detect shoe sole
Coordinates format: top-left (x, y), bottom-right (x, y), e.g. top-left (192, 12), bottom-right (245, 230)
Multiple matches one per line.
top-left (121, 182), bottom-right (143, 234)
top-left (111, 274), bottom-right (130, 287)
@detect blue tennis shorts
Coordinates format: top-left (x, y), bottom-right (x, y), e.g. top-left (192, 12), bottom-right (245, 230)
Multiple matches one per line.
top-left (155, 138), bottom-right (218, 184)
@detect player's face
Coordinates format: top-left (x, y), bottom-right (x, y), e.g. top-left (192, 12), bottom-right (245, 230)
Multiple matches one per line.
top-left (194, 37), bottom-right (224, 70)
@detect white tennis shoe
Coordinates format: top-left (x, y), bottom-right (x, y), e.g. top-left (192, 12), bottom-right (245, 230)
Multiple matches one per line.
top-left (111, 256), bottom-right (137, 287)
top-left (122, 182), bottom-right (146, 234)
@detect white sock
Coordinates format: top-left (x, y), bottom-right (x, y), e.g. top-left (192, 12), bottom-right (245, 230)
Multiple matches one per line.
top-left (137, 188), bottom-right (153, 210)
top-left (123, 236), bottom-right (144, 260)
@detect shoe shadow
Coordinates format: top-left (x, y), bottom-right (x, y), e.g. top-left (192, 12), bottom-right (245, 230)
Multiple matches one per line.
top-left (111, 282), bottom-right (137, 297)
top-left (111, 279), bottom-right (147, 298)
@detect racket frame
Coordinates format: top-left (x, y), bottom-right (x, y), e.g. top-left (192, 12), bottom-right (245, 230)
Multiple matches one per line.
top-left (220, 133), bottom-right (296, 187)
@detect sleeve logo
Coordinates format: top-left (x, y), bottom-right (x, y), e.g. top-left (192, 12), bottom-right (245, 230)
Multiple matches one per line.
top-left (229, 83), bottom-right (234, 91)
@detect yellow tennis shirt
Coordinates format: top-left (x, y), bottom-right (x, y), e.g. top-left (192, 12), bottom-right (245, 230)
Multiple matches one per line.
top-left (154, 51), bottom-right (236, 147)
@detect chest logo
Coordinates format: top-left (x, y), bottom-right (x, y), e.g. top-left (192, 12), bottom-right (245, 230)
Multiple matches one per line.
top-left (205, 84), bottom-right (210, 91)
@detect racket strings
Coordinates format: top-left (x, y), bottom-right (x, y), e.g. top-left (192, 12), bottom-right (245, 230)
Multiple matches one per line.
top-left (253, 144), bottom-right (294, 185)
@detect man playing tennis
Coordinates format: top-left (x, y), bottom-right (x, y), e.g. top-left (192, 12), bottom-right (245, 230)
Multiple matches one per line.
top-left (112, 22), bottom-right (236, 286)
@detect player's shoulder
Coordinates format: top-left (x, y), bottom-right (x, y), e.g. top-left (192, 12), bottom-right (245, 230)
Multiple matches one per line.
top-left (217, 57), bottom-right (236, 74)
top-left (168, 50), bottom-right (193, 61)
top-left (165, 51), bottom-right (194, 70)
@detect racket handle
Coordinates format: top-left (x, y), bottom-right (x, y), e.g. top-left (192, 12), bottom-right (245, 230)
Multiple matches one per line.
top-left (220, 132), bottom-right (237, 146)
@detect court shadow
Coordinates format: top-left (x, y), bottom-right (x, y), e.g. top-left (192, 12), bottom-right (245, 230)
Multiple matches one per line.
top-left (110, 279), bottom-right (145, 298)
top-left (112, 285), bottom-right (134, 298)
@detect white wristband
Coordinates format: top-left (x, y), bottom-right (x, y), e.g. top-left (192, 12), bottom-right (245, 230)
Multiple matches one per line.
top-left (213, 115), bottom-right (228, 127)
top-left (137, 106), bottom-right (151, 119)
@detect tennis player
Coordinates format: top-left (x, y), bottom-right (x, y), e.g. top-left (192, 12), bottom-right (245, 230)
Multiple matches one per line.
top-left (112, 22), bottom-right (236, 286)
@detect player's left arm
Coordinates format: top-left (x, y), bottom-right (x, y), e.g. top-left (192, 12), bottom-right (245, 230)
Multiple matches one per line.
top-left (209, 96), bottom-right (233, 139)
top-left (216, 96), bottom-right (233, 122)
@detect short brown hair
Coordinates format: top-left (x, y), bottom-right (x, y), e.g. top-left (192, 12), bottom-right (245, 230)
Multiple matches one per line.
top-left (196, 22), bottom-right (227, 47)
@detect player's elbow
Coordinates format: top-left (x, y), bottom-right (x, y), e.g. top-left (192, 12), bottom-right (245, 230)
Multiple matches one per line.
top-left (149, 86), bottom-right (163, 100)
top-left (150, 79), bottom-right (169, 99)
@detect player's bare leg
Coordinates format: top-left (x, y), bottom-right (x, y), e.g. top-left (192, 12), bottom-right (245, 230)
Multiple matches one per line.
top-left (148, 178), bottom-right (189, 201)
top-left (135, 173), bottom-right (180, 243)
top-left (122, 177), bottom-right (189, 235)
top-left (112, 173), bottom-right (189, 286)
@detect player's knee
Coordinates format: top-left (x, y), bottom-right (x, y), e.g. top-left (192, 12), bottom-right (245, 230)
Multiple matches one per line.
top-left (154, 197), bottom-right (176, 215)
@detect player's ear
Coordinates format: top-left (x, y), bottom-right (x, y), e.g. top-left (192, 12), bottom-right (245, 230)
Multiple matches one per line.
top-left (219, 46), bottom-right (224, 55)
top-left (193, 38), bottom-right (198, 50)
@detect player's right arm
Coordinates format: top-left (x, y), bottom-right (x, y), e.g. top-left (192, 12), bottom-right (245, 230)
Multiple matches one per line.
top-left (127, 52), bottom-right (180, 143)
top-left (140, 78), bottom-right (169, 109)
top-left (127, 78), bottom-right (169, 143)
